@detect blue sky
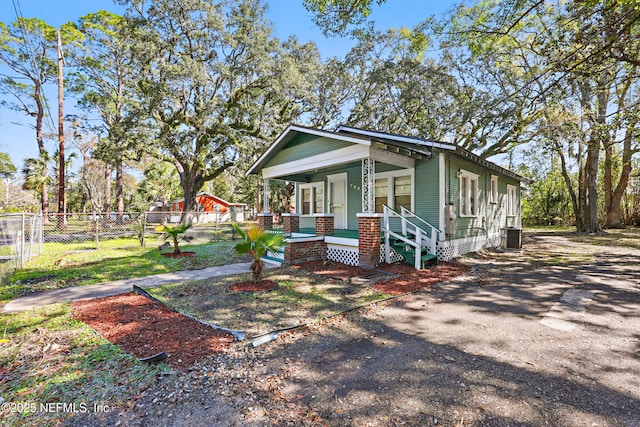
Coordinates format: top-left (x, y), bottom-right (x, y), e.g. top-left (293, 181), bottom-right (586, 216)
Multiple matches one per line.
top-left (0, 0), bottom-right (453, 170)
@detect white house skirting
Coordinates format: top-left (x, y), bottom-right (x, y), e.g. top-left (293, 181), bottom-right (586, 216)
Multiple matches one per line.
top-left (436, 232), bottom-right (502, 261)
top-left (327, 243), bottom-right (359, 266)
top-left (327, 232), bottom-right (503, 266)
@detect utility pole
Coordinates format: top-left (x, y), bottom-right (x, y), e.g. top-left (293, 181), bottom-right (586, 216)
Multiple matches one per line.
top-left (57, 29), bottom-right (66, 229)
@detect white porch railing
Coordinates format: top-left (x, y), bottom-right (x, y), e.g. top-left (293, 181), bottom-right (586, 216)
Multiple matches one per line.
top-left (399, 206), bottom-right (442, 248)
top-left (382, 205), bottom-right (440, 269)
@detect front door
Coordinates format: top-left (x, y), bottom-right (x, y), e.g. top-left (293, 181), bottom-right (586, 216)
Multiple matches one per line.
top-left (328, 173), bottom-right (347, 229)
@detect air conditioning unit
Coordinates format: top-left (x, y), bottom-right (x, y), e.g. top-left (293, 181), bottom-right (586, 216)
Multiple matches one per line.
top-left (505, 228), bottom-right (522, 249)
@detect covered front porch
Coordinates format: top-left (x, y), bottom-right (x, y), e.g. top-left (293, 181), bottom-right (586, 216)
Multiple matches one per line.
top-left (257, 211), bottom-right (383, 268)
top-left (295, 228), bottom-right (358, 239)
top-left (250, 125), bottom-right (436, 268)
top-left (259, 205), bottom-right (440, 269)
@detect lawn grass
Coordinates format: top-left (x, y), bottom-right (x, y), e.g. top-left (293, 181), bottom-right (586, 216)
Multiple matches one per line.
top-left (524, 226), bottom-right (640, 250)
top-left (0, 304), bottom-right (165, 427)
top-left (1, 237), bottom-right (247, 303)
top-left (523, 226), bottom-right (640, 265)
top-left (148, 267), bottom-right (393, 337)
top-left (0, 225), bottom-right (636, 427)
top-left (566, 227), bottom-right (640, 250)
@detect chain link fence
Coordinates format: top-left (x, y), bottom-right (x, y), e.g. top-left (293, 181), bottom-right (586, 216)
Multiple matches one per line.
top-left (43, 212), bottom-right (244, 247)
top-left (0, 214), bottom-right (44, 280)
top-left (0, 211), bottom-right (247, 280)
top-left (43, 212), bottom-right (145, 246)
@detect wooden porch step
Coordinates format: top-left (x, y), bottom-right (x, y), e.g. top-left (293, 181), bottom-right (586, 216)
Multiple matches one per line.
top-left (420, 253), bottom-right (438, 267)
top-left (388, 240), bottom-right (438, 269)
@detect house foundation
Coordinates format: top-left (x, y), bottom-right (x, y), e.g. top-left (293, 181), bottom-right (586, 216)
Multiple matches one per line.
top-left (284, 237), bottom-right (326, 264)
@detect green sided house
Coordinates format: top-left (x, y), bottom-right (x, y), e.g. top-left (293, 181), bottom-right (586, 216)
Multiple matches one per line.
top-left (247, 124), bottom-right (523, 269)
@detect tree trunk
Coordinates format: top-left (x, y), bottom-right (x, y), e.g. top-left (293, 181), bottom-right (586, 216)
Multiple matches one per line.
top-left (57, 30), bottom-right (65, 231)
top-left (577, 75), bottom-right (609, 233)
top-left (603, 141), bottom-right (613, 218)
top-left (577, 156), bottom-right (586, 231)
top-left (179, 168), bottom-right (205, 225)
top-left (584, 76), bottom-right (610, 232)
top-left (172, 234), bottom-right (181, 254)
top-left (584, 136), bottom-right (600, 232)
top-left (103, 164), bottom-right (112, 213)
top-left (35, 84), bottom-right (49, 223)
top-left (555, 144), bottom-right (581, 229)
top-left (576, 82), bottom-right (589, 232)
top-left (115, 156), bottom-right (124, 218)
top-left (604, 67), bottom-right (637, 228)
top-left (605, 123), bottom-right (635, 228)
top-left (40, 166), bottom-right (49, 222)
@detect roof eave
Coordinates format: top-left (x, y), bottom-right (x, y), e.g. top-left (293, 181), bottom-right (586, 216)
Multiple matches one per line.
top-left (336, 125), bottom-right (457, 152)
top-left (246, 124), bottom-right (371, 176)
top-left (451, 147), bottom-right (524, 181)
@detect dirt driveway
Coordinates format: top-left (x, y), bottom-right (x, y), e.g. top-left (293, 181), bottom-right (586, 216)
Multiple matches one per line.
top-left (265, 231), bottom-right (640, 426)
top-left (71, 230), bottom-right (640, 427)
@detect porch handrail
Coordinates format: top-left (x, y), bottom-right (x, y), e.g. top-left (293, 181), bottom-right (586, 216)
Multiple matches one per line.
top-left (386, 205), bottom-right (438, 248)
top-left (399, 206), bottom-right (441, 236)
top-left (382, 205), bottom-right (437, 268)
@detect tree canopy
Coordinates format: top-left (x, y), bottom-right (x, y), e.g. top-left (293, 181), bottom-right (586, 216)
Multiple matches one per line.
top-left (302, 0), bottom-right (388, 36)
top-left (117, 0), bottom-right (320, 223)
top-left (2, 0), bottom-right (640, 229)
top-left (306, 0), bottom-right (640, 231)
top-left (69, 10), bottom-right (142, 217)
top-left (0, 18), bottom-right (59, 218)
top-left (0, 152), bottom-right (16, 178)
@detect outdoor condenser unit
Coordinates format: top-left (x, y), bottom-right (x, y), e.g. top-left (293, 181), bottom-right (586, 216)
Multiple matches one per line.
top-left (505, 228), bottom-right (522, 249)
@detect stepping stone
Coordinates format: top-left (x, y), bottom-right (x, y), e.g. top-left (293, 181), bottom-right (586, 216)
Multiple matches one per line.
top-left (540, 288), bottom-right (597, 331)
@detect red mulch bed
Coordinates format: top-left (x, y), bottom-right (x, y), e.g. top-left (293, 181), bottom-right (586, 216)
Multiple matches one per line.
top-left (292, 260), bottom-right (376, 278)
top-left (72, 293), bottom-right (234, 369)
top-left (160, 251), bottom-right (196, 258)
top-left (374, 262), bottom-right (470, 295)
top-left (229, 280), bottom-right (278, 292)
top-left (71, 262), bottom-right (468, 369)
top-left (295, 259), bottom-right (470, 295)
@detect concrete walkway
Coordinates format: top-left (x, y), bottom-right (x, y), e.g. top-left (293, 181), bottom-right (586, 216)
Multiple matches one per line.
top-left (3, 261), bottom-right (280, 313)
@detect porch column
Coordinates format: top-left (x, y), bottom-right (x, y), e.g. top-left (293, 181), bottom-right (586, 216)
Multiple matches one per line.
top-left (357, 213), bottom-right (382, 269)
top-left (438, 152), bottom-right (447, 241)
top-left (314, 213), bottom-right (334, 236)
top-left (257, 213), bottom-right (274, 230)
top-left (362, 158), bottom-right (375, 213)
top-left (282, 213), bottom-right (300, 234)
top-left (262, 179), bottom-right (270, 213)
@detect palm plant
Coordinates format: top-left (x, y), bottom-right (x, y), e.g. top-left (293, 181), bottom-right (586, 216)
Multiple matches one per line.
top-left (22, 152), bottom-right (52, 200)
top-left (156, 223), bottom-right (192, 254)
top-left (232, 224), bottom-right (285, 284)
top-left (139, 162), bottom-right (181, 211)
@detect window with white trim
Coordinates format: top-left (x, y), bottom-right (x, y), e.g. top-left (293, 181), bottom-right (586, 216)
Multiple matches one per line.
top-left (373, 169), bottom-right (414, 213)
top-left (490, 175), bottom-right (498, 204)
top-left (299, 182), bottom-right (324, 214)
top-left (507, 184), bottom-right (517, 216)
top-left (459, 170), bottom-right (479, 217)
top-left (374, 178), bottom-right (388, 214)
top-left (394, 175), bottom-right (412, 210)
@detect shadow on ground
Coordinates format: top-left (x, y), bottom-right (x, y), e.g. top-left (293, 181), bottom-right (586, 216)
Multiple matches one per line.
top-left (264, 231), bottom-right (640, 426)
